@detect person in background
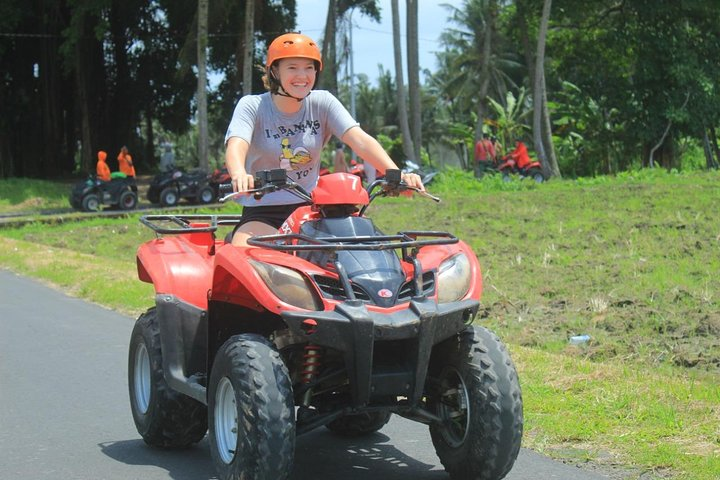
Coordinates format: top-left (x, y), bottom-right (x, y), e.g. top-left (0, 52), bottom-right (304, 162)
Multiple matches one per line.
top-left (474, 135), bottom-right (498, 178)
top-left (224, 32), bottom-right (423, 247)
top-left (159, 144), bottom-right (175, 172)
top-left (96, 150), bottom-right (111, 182)
top-left (506, 140), bottom-right (532, 170)
top-left (117, 146), bottom-right (136, 177)
top-left (333, 142), bottom-right (349, 173)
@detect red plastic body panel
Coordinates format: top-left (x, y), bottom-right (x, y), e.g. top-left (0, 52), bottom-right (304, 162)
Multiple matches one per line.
top-left (279, 205), bottom-right (320, 235)
top-left (136, 232), bottom-right (219, 309)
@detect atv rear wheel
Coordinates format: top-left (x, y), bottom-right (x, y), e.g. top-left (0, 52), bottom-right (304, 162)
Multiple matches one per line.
top-left (82, 194), bottom-right (100, 212)
top-left (326, 411), bottom-right (391, 437)
top-left (119, 190), bottom-right (138, 210)
top-left (196, 185), bottom-right (215, 204)
top-left (209, 334), bottom-right (295, 480)
top-left (128, 308), bottom-right (208, 448)
top-left (159, 187), bottom-right (179, 207)
top-left (428, 326), bottom-right (523, 480)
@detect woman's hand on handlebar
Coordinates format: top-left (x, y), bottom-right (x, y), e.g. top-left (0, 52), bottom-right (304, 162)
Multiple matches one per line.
top-left (401, 172), bottom-right (425, 191)
top-left (231, 171), bottom-right (255, 193)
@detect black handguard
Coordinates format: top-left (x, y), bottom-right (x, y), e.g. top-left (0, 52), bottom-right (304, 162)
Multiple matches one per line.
top-left (383, 169), bottom-right (403, 196)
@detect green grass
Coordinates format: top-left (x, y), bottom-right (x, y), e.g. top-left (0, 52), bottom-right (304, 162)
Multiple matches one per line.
top-left (1, 169), bottom-right (719, 479)
top-left (0, 177), bottom-right (75, 213)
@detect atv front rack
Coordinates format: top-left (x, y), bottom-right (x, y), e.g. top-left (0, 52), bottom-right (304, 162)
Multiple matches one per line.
top-left (247, 231), bottom-right (458, 252)
top-left (140, 214), bottom-right (244, 235)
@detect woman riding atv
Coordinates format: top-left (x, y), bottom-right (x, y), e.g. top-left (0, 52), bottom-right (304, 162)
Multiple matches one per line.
top-left (223, 32), bottom-right (424, 246)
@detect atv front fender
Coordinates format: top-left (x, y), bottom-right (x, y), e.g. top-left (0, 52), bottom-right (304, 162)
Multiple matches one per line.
top-left (137, 234), bottom-right (216, 310)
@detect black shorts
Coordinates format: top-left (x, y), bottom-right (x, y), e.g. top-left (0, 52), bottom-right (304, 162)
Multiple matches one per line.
top-left (229, 203), bottom-right (304, 240)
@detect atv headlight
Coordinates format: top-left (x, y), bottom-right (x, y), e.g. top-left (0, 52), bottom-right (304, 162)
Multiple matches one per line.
top-left (437, 253), bottom-right (472, 303)
top-left (249, 260), bottom-right (321, 311)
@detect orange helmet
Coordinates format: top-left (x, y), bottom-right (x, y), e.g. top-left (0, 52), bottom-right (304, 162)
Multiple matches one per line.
top-left (266, 33), bottom-right (322, 71)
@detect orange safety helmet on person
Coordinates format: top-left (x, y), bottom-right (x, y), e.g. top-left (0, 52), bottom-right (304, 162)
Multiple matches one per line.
top-left (266, 33), bottom-right (323, 71)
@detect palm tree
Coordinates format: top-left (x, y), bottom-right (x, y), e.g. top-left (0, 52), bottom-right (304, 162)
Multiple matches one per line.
top-left (391, 0), bottom-right (414, 160)
top-left (197, 0), bottom-right (208, 172)
top-left (438, 1), bottom-right (521, 146)
top-left (531, 0), bottom-right (560, 177)
top-left (406, 0), bottom-right (421, 161)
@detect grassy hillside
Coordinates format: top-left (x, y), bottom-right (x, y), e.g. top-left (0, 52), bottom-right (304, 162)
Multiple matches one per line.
top-left (1, 169), bottom-right (718, 479)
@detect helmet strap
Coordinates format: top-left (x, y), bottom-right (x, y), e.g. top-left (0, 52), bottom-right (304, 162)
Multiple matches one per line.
top-left (276, 85), bottom-right (310, 102)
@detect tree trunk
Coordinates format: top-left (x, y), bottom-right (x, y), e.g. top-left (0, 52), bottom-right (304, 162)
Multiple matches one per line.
top-left (109, 1), bottom-right (134, 149)
top-left (533, 0), bottom-right (552, 178)
top-left (319, 0), bottom-right (338, 94)
top-left (197, 0), bottom-right (209, 171)
top-left (391, 0), bottom-right (414, 160)
top-left (701, 127), bottom-right (717, 170)
top-left (75, 15), bottom-right (94, 175)
top-left (145, 109), bottom-right (155, 170)
top-left (474, 0), bottom-right (496, 144)
top-left (242, 0), bottom-right (255, 96)
top-left (406, 0), bottom-right (421, 161)
top-left (541, 72), bottom-right (560, 177)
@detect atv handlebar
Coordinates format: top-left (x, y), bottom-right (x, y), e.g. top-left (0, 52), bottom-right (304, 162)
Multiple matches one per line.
top-left (218, 169), bottom-right (312, 204)
top-left (218, 168), bottom-right (440, 207)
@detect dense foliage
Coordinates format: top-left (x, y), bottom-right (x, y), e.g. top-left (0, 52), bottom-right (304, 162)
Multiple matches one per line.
top-left (1, 0), bottom-right (719, 179)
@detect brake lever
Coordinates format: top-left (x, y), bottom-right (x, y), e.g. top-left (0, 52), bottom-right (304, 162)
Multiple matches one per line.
top-left (383, 182), bottom-right (441, 203)
top-left (411, 187), bottom-right (441, 203)
top-left (219, 186), bottom-right (270, 203)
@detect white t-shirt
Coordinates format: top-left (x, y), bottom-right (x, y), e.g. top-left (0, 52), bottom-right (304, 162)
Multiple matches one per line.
top-left (225, 91), bottom-right (358, 206)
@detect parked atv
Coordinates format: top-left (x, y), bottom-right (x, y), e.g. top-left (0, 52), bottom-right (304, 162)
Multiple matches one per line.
top-left (69, 175), bottom-right (138, 212)
top-left (147, 168), bottom-right (215, 207)
top-left (497, 156), bottom-right (545, 183)
top-left (128, 169), bottom-right (523, 480)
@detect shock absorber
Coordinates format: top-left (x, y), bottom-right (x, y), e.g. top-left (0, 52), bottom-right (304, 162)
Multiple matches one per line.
top-left (301, 319), bottom-right (322, 406)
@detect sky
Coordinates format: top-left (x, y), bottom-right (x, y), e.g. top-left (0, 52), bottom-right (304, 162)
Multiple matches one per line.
top-left (295, 0), bottom-right (461, 84)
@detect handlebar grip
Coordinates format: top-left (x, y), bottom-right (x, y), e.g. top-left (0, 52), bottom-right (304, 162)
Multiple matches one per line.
top-left (218, 183), bottom-right (233, 197)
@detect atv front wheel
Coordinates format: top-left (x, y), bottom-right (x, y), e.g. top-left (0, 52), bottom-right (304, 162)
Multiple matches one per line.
top-left (326, 411), bottom-right (391, 437)
top-left (159, 187), bottom-right (179, 207)
top-left (209, 334), bottom-right (295, 480)
top-left (428, 326), bottom-right (523, 480)
top-left (82, 194), bottom-right (100, 212)
top-left (128, 308), bottom-right (208, 448)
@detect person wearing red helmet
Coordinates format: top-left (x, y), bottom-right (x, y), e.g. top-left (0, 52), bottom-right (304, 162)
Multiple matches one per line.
top-left (224, 32), bottom-right (423, 246)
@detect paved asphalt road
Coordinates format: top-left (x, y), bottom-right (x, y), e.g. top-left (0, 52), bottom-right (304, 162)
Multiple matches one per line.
top-left (0, 270), bottom-right (613, 480)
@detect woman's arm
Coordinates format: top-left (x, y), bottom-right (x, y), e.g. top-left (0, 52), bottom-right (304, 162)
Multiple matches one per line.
top-left (225, 137), bottom-right (254, 192)
top-left (341, 126), bottom-right (424, 190)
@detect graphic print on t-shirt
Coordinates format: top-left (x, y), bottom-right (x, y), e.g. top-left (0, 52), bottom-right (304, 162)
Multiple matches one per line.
top-left (279, 138), bottom-right (312, 171)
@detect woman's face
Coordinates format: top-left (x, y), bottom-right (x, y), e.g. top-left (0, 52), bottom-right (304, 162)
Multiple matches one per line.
top-left (274, 58), bottom-right (317, 98)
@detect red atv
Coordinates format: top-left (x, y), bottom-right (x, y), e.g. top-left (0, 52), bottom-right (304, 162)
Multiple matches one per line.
top-left (497, 141), bottom-right (545, 183)
top-left (128, 169), bottom-right (523, 480)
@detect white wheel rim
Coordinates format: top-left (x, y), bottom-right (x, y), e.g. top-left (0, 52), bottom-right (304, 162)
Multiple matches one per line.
top-left (133, 343), bottom-right (151, 414)
top-left (438, 367), bottom-right (470, 448)
top-left (215, 377), bottom-right (238, 464)
top-left (165, 192), bottom-right (177, 204)
top-left (202, 190), bottom-right (213, 202)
